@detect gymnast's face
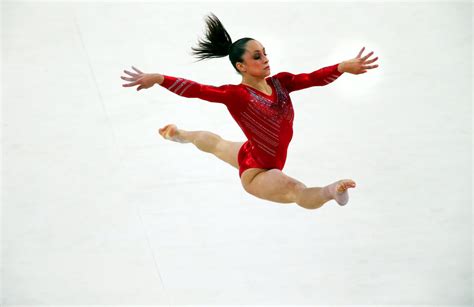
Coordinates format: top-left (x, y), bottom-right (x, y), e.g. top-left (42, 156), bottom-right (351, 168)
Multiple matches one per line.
top-left (237, 40), bottom-right (271, 78)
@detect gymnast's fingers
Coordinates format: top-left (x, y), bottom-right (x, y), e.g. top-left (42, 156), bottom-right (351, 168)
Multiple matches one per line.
top-left (356, 46), bottom-right (365, 58)
top-left (364, 56), bottom-right (379, 64)
top-left (120, 75), bottom-right (134, 81)
top-left (361, 51), bottom-right (374, 61)
top-left (124, 69), bottom-right (139, 77)
top-left (362, 64), bottom-right (378, 70)
top-left (132, 66), bottom-right (144, 74)
top-left (122, 80), bottom-right (140, 87)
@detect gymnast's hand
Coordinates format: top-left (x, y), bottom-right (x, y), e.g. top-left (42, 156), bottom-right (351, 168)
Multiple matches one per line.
top-left (340, 47), bottom-right (379, 75)
top-left (120, 66), bottom-right (164, 91)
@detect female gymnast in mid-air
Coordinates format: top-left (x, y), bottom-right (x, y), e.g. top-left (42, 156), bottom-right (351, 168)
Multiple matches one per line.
top-left (121, 13), bottom-right (379, 210)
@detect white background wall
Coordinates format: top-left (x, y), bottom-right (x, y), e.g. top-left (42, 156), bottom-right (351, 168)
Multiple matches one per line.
top-left (2, 0), bottom-right (472, 305)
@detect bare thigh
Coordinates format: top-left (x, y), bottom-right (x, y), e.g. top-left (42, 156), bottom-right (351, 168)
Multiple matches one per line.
top-left (215, 140), bottom-right (245, 169)
top-left (214, 139), bottom-right (306, 204)
top-left (240, 168), bottom-right (307, 204)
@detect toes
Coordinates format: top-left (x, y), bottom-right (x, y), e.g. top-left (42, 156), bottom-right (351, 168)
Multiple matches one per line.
top-left (337, 180), bottom-right (355, 192)
top-left (334, 179), bottom-right (356, 193)
top-left (160, 125), bottom-right (173, 134)
top-left (345, 179), bottom-right (356, 188)
top-left (337, 182), bottom-right (346, 193)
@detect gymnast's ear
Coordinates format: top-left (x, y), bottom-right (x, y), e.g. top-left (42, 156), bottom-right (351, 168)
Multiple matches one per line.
top-left (236, 62), bottom-right (246, 73)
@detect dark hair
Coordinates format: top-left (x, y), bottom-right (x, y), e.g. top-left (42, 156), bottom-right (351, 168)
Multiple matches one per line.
top-left (190, 13), bottom-right (254, 74)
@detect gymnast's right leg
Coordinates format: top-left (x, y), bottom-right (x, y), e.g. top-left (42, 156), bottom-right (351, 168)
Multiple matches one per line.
top-left (240, 168), bottom-right (357, 209)
top-left (158, 123), bottom-right (243, 169)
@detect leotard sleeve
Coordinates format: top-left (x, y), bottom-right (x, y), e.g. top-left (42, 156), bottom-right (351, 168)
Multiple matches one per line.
top-left (273, 63), bottom-right (344, 93)
top-left (158, 75), bottom-right (233, 105)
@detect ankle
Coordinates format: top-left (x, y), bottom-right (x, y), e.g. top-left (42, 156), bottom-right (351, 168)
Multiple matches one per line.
top-left (176, 129), bottom-right (191, 142)
top-left (321, 185), bottom-right (334, 202)
top-left (295, 187), bottom-right (330, 210)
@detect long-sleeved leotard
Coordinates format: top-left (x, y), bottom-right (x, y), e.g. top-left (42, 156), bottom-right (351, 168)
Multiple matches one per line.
top-left (159, 63), bottom-right (344, 178)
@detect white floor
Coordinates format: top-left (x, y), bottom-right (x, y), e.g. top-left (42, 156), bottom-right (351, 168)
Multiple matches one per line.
top-left (2, 0), bottom-right (472, 306)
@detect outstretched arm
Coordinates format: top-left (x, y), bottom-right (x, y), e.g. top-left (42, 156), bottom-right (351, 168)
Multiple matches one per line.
top-left (158, 74), bottom-right (231, 104)
top-left (274, 63), bottom-right (344, 92)
top-left (275, 47), bottom-right (379, 93)
top-left (121, 66), bottom-right (231, 104)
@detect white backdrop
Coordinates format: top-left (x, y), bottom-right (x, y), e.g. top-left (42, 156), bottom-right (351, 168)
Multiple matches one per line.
top-left (2, 0), bottom-right (472, 305)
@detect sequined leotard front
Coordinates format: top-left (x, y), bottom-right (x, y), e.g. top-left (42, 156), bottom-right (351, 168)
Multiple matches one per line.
top-left (159, 63), bottom-right (344, 177)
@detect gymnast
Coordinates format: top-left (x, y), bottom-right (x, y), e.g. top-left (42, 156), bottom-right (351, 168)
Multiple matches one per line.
top-left (121, 13), bottom-right (379, 209)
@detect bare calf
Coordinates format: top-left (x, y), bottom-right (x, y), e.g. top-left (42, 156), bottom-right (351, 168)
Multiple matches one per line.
top-left (159, 124), bottom-right (243, 169)
top-left (241, 168), bottom-right (332, 210)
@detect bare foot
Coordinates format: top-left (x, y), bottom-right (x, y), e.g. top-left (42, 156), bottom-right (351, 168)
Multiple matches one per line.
top-left (323, 179), bottom-right (356, 206)
top-left (335, 179), bottom-right (357, 194)
top-left (158, 124), bottom-right (190, 143)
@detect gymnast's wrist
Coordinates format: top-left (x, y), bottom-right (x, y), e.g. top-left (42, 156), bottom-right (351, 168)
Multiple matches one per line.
top-left (153, 73), bottom-right (164, 85)
top-left (337, 62), bottom-right (346, 73)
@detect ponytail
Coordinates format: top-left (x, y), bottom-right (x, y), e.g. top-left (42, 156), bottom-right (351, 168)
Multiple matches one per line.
top-left (191, 13), bottom-right (255, 74)
top-left (191, 13), bottom-right (233, 61)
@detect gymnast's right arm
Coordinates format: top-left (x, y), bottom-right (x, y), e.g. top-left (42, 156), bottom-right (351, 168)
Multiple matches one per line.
top-left (157, 74), bottom-right (231, 104)
top-left (120, 66), bottom-right (230, 104)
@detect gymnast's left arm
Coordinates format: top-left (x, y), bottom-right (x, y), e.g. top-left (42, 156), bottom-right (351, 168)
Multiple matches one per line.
top-left (274, 63), bottom-right (345, 92)
top-left (276, 47), bottom-right (379, 92)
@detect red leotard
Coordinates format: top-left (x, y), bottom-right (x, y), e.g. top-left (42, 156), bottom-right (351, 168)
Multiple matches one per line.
top-left (159, 63), bottom-right (344, 178)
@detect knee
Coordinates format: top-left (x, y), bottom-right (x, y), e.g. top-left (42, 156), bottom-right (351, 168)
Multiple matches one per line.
top-left (276, 180), bottom-right (307, 204)
top-left (240, 169), bottom-right (307, 204)
top-left (194, 131), bottom-right (222, 153)
top-left (289, 181), bottom-right (307, 203)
